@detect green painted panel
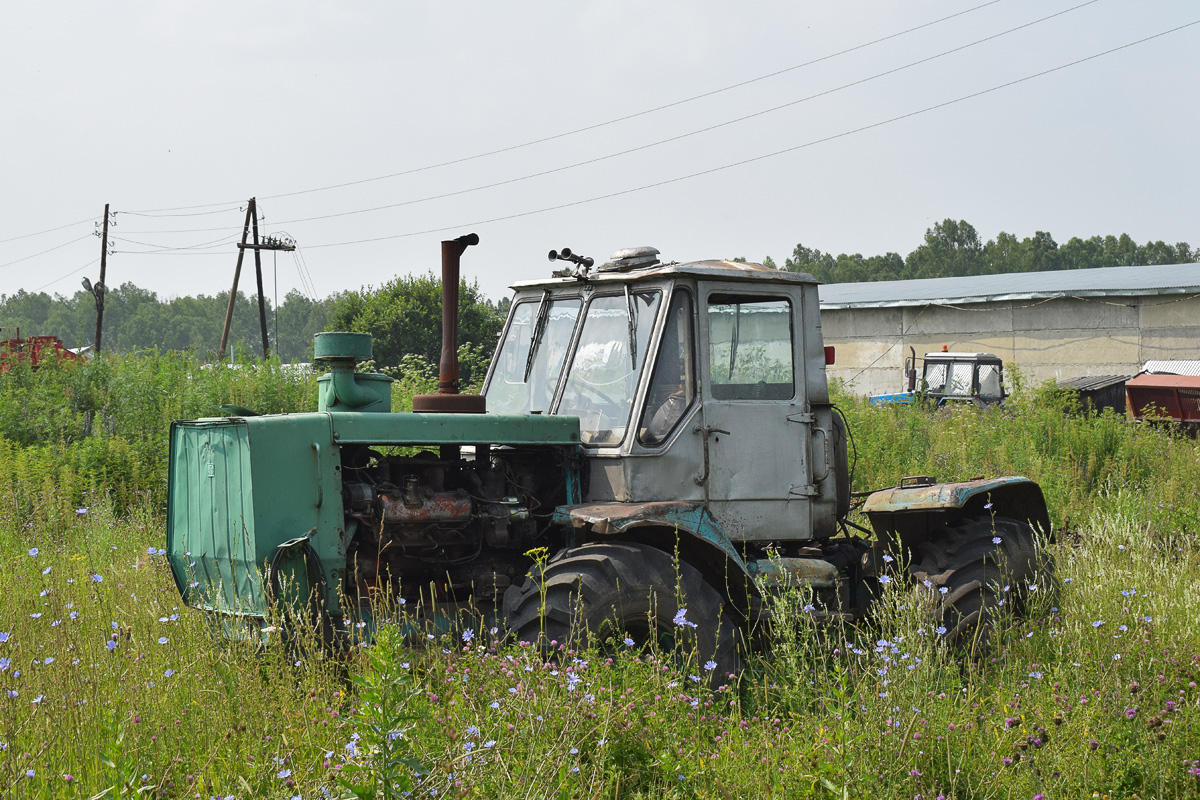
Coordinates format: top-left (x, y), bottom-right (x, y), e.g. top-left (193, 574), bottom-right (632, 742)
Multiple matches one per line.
top-left (327, 411), bottom-right (580, 445)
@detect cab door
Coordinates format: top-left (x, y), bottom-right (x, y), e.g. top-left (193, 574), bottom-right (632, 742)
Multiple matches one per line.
top-left (698, 288), bottom-right (814, 541)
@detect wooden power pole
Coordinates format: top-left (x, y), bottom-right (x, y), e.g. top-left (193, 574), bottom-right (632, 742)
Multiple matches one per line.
top-left (94, 203), bottom-right (110, 353)
top-left (218, 198), bottom-right (297, 360)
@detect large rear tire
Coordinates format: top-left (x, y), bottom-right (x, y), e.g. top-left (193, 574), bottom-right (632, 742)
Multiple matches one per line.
top-left (908, 515), bottom-right (1045, 655)
top-left (502, 542), bottom-right (741, 682)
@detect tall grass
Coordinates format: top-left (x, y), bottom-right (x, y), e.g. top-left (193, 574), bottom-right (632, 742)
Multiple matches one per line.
top-left (1, 356), bottom-right (1199, 796)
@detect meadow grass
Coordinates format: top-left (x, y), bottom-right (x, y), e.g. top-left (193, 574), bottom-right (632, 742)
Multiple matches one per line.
top-left (1, 354), bottom-right (1199, 797)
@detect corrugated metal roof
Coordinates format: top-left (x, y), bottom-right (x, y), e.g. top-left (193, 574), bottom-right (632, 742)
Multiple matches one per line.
top-left (818, 263), bottom-right (1200, 309)
top-left (1143, 360), bottom-right (1200, 376)
top-left (1057, 375), bottom-right (1130, 392)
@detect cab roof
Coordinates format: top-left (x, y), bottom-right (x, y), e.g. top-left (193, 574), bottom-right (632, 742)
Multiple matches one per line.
top-left (510, 254), bottom-right (817, 292)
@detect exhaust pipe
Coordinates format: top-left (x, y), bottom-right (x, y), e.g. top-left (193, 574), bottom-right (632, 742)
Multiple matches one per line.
top-left (412, 234), bottom-right (487, 414)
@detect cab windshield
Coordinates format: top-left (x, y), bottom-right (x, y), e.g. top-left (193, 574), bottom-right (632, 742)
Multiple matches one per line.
top-left (485, 289), bottom-right (661, 445)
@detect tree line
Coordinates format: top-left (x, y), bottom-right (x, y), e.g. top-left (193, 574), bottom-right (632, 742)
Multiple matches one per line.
top-left (772, 220), bottom-right (1198, 284)
top-left (0, 273), bottom-right (505, 370)
top-left (5, 220), bottom-right (1193, 366)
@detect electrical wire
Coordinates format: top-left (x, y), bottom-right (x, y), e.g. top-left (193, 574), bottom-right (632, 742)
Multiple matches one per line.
top-left (257, 0), bottom-right (1013, 201)
top-left (97, 0), bottom-right (1010, 215)
top-left (72, 0), bottom-right (1099, 238)
top-left (113, 234), bottom-right (240, 252)
top-left (32, 258), bottom-right (100, 293)
top-left (0, 217), bottom-right (95, 245)
top-left (303, 19), bottom-right (1200, 251)
top-left (0, 236), bottom-right (94, 271)
top-left (263, 0), bottom-right (1101, 228)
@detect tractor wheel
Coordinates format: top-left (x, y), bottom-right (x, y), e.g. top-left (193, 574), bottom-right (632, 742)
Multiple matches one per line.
top-left (502, 542), bottom-right (741, 682)
top-left (908, 515), bottom-right (1046, 656)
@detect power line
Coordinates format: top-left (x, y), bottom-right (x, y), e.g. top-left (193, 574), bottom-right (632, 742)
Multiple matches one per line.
top-left (0, 217), bottom-right (95, 245)
top-left (91, 0), bottom-right (1010, 217)
top-left (67, 1), bottom-right (1099, 239)
top-left (261, 0), bottom-right (1100, 228)
top-left (0, 235), bottom-right (93, 270)
top-left (302, 19), bottom-right (1200, 250)
top-left (33, 258), bottom-right (100, 293)
top-left (257, 0), bottom-right (1011, 202)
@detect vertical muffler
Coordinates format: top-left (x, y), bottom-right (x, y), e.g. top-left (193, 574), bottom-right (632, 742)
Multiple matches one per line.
top-left (412, 233), bottom-right (487, 414)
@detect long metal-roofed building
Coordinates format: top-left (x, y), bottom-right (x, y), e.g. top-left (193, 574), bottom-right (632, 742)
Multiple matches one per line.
top-left (816, 263), bottom-right (1200, 397)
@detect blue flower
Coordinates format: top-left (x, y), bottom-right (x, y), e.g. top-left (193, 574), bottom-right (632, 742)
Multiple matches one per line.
top-left (0, 658), bottom-right (9, 671)
top-left (462, 629), bottom-right (474, 643)
top-left (992, 537), bottom-right (1002, 545)
top-left (277, 768), bottom-right (292, 779)
top-left (28, 548), bottom-right (38, 557)
top-left (483, 740), bottom-right (496, 748)
top-left (0, 632), bottom-right (8, 643)
top-left (623, 637), bottom-right (635, 647)
top-left (158, 637), bottom-right (168, 645)
top-left (673, 608), bottom-right (697, 629)
top-left (878, 575), bottom-right (892, 585)
top-left (105, 640), bottom-right (117, 652)
top-left (164, 669), bottom-right (176, 678)
top-left (704, 660), bottom-right (717, 671)
top-left (936, 626), bottom-right (947, 635)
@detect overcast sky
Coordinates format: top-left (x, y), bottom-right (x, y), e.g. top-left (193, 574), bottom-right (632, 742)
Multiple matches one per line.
top-left (1, 1), bottom-right (1197, 305)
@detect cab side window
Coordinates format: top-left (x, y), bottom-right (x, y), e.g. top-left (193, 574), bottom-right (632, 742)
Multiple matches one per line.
top-left (638, 291), bottom-right (695, 446)
top-left (706, 294), bottom-right (794, 401)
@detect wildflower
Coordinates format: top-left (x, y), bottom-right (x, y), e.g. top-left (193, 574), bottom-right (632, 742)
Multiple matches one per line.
top-left (1093, 620), bottom-right (1104, 628)
top-left (32, 695), bottom-right (44, 705)
top-left (277, 768), bottom-right (292, 779)
top-left (938, 586), bottom-right (948, 594)
top-left (882, 554), bottom-right (894, 563)
top-left (29, 613), bottom-right (41, 619)
top-left (43, 657), bottom-right (54, 665)
top-left (466, 726), bottom-right (480, 737)
top-left (28, 548), bottom-right (38, 557)
top-left (704, 660), bottom-right (717, 671)
top-left (42, 567), bottom-right (51, 575)
top-left (158, 637), bottom-right (168, 645)
top-left (462, 629), bottom-right (474, 643)
top-left (1125, 708), bottom-right (1137, 720)
top-left (673, 608), bottom-right (697, 629)
top-left (0, 658), bottom-right (9, 671)
top-left (992, 537), bottom-right (1002, 545)
top-left (624, 637), bottom-right (635, 647)
top-left (40, 589), bottom-right (50, 597)
top-left (69, 612), bottom-right (78, 620)
top-left (76, 508), bottom-right (87, 515)
top-left (984, 501), bottom-right (993, 510)
top-left (569, 748), bottom-right (579, 755)
top-left (6, 691), bottom-right (17, 698)
top-left (0, 632), bottom-right (7, 643)
top-left (936, 626), bottom-right (947, 635)
top-left (490, 701), bottom-right (499, 709)
top-left (106, 641), bottom-right (117, 652)
top-left (483, 740), bottom-right (496, 749)
top-left (25, 769), bottom-right (34, 778)
top-left (1029, 671), bottom-right (1043, 679)
top-left (922, 579), bottom-right (932, 588)
top-left (355, 621), bottom-right (367, 629)
top-left (165, 669), bottom-right (176, 678)
top-left (878, 575), bottom-right (892, 585)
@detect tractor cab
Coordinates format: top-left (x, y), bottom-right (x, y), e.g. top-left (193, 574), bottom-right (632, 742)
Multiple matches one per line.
top-left (917, 350), bottom-right (1006, 406)
top-left (483, 246), bottom-right (849, 543)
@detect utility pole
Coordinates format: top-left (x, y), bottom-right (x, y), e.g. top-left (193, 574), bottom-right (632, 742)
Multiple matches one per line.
top-left (219, 198), bottom-right (297, 360)
top-left (238, 233), bottom-right (296, 359)
top-left (218, 199), bottom-right (255, 360)
top-left (93, 204), bottom-right (111, 353)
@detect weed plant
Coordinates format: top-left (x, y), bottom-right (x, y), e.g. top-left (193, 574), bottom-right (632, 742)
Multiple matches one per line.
top-left (2, 364), bottom-right (1200, 796)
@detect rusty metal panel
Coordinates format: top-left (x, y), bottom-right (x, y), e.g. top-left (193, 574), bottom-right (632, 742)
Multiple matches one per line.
top-left (861, 475), bottom-right (1038, 514)
top-left (1126, 373), bottom-right (1200, 422)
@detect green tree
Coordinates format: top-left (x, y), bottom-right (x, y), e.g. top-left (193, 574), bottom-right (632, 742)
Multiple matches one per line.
top-left (326, 273), bottom-right (503, 383)
top-left (904, 219), bottom-right (984, 279)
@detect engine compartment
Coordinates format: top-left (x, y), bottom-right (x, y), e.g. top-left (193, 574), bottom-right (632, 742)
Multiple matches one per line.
top-left (338, 443), bottom-right (573, 609)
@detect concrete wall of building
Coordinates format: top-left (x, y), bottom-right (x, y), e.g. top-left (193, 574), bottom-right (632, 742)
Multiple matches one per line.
top-left (822, 294), bottom-right (1200, 396)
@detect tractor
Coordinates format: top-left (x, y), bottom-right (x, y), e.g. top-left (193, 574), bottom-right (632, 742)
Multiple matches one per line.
top-left (165, 236), bottom-right (1051, 673)
top-left (870, 346), bottom-right (1007, 408)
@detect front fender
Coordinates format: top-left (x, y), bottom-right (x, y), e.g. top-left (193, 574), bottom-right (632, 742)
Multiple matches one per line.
top-left (551, 501), bottom-right (757, 609)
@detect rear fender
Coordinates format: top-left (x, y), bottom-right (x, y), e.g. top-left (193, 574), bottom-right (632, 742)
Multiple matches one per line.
top-left (552, 501), bottom-right (758, 614)
top-left (861, 476), bottom-right (1050, 549)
